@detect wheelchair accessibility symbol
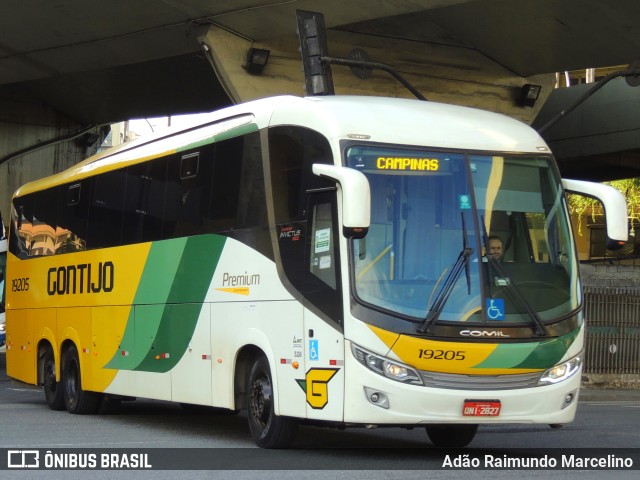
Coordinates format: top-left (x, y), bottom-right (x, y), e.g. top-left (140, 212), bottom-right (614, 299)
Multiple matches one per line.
top-left (309, 339), bottom-right (319, 361)
top-left (486, 298), bottom-right (505, 320)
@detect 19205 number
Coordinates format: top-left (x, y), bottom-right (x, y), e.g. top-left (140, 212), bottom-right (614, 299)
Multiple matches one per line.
top-left (418, 349), bottom-right (465, 360)
top-left (11, 277), bottom-right (30, 292)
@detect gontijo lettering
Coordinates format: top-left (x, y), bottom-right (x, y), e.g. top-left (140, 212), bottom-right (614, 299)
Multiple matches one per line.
top-left (47, 261), bottom-right (114, 295)
top-left (377, 156), bottom-right (439, 171)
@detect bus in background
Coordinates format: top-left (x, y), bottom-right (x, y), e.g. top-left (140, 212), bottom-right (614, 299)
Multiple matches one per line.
top-left (0, 212), bottom-right (7, 352)
top-left (5, 95), bottom-right (627, 448)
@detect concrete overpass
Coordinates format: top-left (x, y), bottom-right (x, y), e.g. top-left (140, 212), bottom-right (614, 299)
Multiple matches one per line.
top-left (2, 0), bottom-right (640, 217)
top-left (533, 76), bottom-right (640, 181)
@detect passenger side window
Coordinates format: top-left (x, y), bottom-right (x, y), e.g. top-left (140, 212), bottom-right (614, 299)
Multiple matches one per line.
top-left (163, 146), bottom-right (214, 238)
top-left (57, 181), bottom-right (90, 253)
top-left (123, 159), bottom-right (167, 244)
top-left (87, 170), bottom-right (126, 248)
top-left (30, 187), bottom-right (58, 256)
top-left (10, 196), bottom-right (34, 258)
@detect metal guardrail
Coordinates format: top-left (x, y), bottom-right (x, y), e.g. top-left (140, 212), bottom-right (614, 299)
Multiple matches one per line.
top-left (583, 286), bottom-right (640, 374)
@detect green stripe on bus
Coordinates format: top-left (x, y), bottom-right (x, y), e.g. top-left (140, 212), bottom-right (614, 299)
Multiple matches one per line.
top-left (473, 329), bottom-right (580, 370)
top-left (105, 235), bottom-right (225, 372)
top-left (106, 235), bottom-right (226, 372)
top-left (472, 342), bottom-right (539, 369)
top-left (135, 235), bottom-right (225, 372)
top-left (135, 238), bottom-right (188, 304)
top-left (105, 239), bottom-right (188, 370)
top-left (513, 329), bottom-right (580, 369)
top-left (176, 123), bottom-right (259, 152)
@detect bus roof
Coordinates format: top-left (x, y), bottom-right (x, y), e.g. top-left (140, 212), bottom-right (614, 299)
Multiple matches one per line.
top-left (14, 95), bottom-right (550, 197)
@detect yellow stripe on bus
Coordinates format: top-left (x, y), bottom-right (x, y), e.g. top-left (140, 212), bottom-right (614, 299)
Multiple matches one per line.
top-left (368, 325), bottom-right (542, 375)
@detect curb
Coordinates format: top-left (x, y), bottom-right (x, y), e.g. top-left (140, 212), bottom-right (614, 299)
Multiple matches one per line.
top-left (579, 387), bottom-right (640, 402)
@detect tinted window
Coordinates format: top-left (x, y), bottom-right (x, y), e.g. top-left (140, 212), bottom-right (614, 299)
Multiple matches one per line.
top-left (29, 188), bottom-right (58, 256)
top-left (10, 195), bottom-right (34, 258)
top-left (123, 160), bottom-right (167, 244)
top-left (57, 181), bottom-right (90, 253)
top-left (10, 131), bottom-right (270, 257)
top-left (163, 145), bottom-right (214, 238)
top-left (268, 126), bottom-right (341, 323)
top-left (87, 170), bottom-right (126, 248)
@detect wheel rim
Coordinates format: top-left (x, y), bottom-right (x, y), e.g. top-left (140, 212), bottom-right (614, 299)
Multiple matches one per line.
top-left (249, 374), bottom-right (272, 428)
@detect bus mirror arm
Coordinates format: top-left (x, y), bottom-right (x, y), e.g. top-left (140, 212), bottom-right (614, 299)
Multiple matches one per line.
top-left (562, 178), bottom-right (628, 250)
top-left (312, 164), bottom-right (371, 239)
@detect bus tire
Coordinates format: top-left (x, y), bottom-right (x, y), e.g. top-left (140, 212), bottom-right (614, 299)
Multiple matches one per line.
top-left (62, 344), bottom-right (99, 414)
top-left (43, 347), bottom-right (65, 411)
top-left (426, 424), bottom-right (478, 448)
top-left (247, 355), bottom-right (297, 448)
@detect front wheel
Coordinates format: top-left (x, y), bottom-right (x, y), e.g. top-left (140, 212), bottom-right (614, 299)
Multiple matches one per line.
top-left (426, 424), bottom-right (478, 448)
top-left (43, 347), bottom-right (65, 410)
top-left (247, 355), bottom-right (297, 448)
top-left (62, 344), bottom-right (99, 414)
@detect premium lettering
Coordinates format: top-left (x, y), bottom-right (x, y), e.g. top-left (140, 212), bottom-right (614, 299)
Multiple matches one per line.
top-left (47, 261), bottom-right (115, 295)
top-left (222, 271), bottom-right (260, 287)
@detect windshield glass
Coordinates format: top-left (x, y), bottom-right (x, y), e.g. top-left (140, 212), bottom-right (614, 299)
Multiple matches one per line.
top-left (348, 146), bottom-right (578, 326)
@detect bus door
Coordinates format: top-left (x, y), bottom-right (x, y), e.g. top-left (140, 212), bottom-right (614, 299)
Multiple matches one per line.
top-left (303, 190), bottom-right (345, 421)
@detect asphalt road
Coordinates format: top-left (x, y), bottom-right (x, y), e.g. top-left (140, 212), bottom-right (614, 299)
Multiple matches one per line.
top-left (1, 353), bottom-right (638, 480)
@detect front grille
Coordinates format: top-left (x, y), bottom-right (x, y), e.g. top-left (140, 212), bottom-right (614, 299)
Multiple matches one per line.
top-left (419, 370), bottom-right (542, 390)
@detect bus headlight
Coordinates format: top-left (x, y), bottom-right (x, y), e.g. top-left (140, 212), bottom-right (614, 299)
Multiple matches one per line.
top-left (538, 354), bottom-right (582, 385)
top-left (351, 343), bottom-right (423, 385)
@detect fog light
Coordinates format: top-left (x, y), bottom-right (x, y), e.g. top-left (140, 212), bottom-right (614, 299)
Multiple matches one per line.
top-left (562, 389), bottom-right (577, 409)
top-left (364, 387), bottom-right (389, 409)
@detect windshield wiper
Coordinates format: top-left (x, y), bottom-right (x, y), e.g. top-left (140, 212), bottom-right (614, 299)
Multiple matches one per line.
top-left (417, 247), bottom-right (473, 334)
top-left (485, 256), bottom-right (549, 337)
top-left (461, 211), bottom-right (472, 295)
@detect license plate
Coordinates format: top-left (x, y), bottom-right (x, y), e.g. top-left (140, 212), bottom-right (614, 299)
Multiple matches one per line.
top-left (462, 400), bottom-right (501, 417)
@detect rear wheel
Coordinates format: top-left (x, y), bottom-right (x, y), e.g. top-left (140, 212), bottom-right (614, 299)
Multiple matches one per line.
top-left (43, 347), bottom-right (65, 410)
top-left (247, 355), bottom-right (297, 448)
top-left (426, 424), bottom-right (478, 448)
top-left (62, 344), bottom-right (99, 414)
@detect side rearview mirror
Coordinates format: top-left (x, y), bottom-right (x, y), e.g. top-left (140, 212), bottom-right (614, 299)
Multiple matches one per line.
top-left (562, 178), bottom-right (628, 250)
top-left (312, 164), bottom-right (370, 238)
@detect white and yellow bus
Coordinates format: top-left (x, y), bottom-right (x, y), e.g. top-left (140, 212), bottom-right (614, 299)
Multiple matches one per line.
top-left (5, 95), bottom-right (627, 448)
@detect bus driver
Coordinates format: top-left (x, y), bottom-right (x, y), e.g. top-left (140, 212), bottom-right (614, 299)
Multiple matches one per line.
top-left (486, 235), bottom-right (504, 261)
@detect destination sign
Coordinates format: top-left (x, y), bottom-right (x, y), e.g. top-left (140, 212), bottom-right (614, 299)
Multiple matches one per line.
top-left (347, 147), bottom-right (460, 173)
top-left (376, 156), bottom-right (439, 171)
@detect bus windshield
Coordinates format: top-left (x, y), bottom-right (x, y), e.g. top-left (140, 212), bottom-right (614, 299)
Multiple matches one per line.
top-left (347, 145), bottom-right (578, 327)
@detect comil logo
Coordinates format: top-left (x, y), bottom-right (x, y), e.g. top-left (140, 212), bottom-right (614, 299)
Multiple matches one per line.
top-left (460, 330), bottom-right (510, 338)
top-left (8, 450), bottom-right (40, 468)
